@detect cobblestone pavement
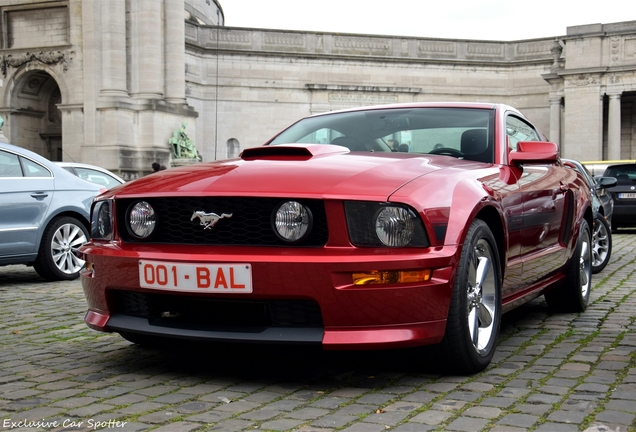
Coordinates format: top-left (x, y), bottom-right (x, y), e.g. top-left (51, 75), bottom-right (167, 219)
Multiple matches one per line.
top-left (1, 234), bottom-right (635, 432)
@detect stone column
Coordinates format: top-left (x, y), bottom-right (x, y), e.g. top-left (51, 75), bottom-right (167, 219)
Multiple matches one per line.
top-left (130, 0), bottom-right (163, 99)
top-left (607, 93), bottom-right (622, 160)
top-left (561, 79), bottom-right (603, 161)
top-left (549, 97), bottom-right (562, 147)
top-left (100, 0), bottom-right (127, 97)
top-left (164, 0), bottom-right (186, 104)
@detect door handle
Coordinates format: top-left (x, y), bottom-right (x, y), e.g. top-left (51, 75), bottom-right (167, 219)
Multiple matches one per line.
top-left (30, 192), bottom-right (49, 200)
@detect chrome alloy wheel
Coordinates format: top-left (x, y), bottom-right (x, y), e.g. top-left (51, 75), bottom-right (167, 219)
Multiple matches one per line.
top-left (592, 218), bottom-right (610, 269)
top-left (50, 222), bottom-right (88, 275)
top-left (466, 239), bottom-right (497, 354)
top-left (579, 231), bottom-right (592, 299)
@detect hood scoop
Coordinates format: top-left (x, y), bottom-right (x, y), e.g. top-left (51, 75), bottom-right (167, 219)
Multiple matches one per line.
top-left (241, 144), bottom-right (350, 161)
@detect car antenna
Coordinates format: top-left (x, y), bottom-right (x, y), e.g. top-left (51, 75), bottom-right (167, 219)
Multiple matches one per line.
top-left (61, 148), bottom-right (76, 162)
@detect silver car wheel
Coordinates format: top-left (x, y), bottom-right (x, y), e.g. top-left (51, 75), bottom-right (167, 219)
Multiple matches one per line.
top-left (51, 222), bottom-right (87, 275)
top-left (592, 217), bottom-right (610, 271)
top-left (466, 238), bottom-right (497, 354)
top-left (579, 232), bottom-right (591, 299)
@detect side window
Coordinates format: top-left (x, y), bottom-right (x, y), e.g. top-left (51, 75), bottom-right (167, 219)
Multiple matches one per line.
top-left (20, 157), bottom-right (51, 177)
top-left (0, 150), bottom-right (23, 177)
top-left (506, 116), bottom-right (541, 151)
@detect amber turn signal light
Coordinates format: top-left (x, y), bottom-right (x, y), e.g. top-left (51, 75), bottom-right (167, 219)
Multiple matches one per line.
top-left (352, 269), bottom-right (432, 285)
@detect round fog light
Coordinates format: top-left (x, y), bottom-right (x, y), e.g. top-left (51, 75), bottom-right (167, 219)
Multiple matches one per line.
top-left (273, 201), bottom-right (312, 243)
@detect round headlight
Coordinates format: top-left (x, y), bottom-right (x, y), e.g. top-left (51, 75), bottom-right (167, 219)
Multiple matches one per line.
top-left (273, 201), bottom-right (312, 243)
top-left (127, 201), bottom-right (156, 239)
top-left (375, 206), bottom-right (415, 247)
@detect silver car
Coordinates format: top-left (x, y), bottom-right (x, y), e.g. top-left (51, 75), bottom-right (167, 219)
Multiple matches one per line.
top-left (0, 142), bottom-right (104, 280)
top-left (56, 161), bottom-right (125, 189)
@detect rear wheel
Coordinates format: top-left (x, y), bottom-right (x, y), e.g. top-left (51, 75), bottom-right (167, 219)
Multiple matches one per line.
top-left (591, 216), bottom-right (611, 274)
top-left (33, 216), bottom-right (89, 281)
top-left (437, 219), bottom-right (502, 374)
top-left (545, 218), bottom-right (592, 312)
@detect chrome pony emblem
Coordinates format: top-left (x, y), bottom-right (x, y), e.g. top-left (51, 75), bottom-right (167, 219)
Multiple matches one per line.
top-left (191, 211), bottom-right (233, 229)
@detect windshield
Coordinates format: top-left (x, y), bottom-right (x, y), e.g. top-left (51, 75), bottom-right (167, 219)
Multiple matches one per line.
top-left (604, 164), bottom-right (636, 185)
top-left (269, 107), bottom-right (495, 163)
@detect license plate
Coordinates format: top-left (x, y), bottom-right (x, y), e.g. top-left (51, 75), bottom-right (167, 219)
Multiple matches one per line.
top-left (139, 260), bottom-right (252, 293)
top-left (618, 193), bottom-right (636, 199)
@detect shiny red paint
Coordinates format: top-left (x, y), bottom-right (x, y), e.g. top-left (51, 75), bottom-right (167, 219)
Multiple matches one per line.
top-left (80, 103), bottom-right (592, 351)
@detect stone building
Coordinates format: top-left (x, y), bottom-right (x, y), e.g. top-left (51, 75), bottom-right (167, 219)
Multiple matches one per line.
top-left (0, 0), bottom-right (634, 179)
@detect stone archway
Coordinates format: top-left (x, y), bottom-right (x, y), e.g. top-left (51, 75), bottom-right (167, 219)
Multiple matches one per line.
top-left (9, 70), bottom-right (62, 160)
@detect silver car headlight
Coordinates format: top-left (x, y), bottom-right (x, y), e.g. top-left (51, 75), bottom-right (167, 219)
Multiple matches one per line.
top-left (127, 201), bottom-right (156, 239)
top-left (272, 200), bottom-right (313, 243)
top-left (91, 200), bottom-right (113, 240)
top-left (345, 201), bottom-right (429, 247)
top-left (375, 206), bottom-right (415, 247)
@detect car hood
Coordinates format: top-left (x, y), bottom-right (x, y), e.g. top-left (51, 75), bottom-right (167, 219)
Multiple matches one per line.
top-left (109, 145), bottom-right (483, 201)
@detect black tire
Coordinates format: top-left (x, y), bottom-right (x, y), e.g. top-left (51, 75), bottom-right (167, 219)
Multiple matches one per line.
top-left (437, 219), bottom-right (502, 374)
top-left (33, 216), bottom-right (89, 281)
top-left (545, 218), bottom-right (592, 312)
top-left (591, 216), bottom-right (611, 274)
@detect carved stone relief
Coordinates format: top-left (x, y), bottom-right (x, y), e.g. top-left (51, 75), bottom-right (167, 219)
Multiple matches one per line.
top-left (0, 51), bottom-right (70, 77)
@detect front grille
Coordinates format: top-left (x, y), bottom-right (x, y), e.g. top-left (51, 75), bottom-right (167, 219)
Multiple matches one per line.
top-left (116, 197), bottom-right (328, 246)
top-left (110, 290), bottom-right (324, 329)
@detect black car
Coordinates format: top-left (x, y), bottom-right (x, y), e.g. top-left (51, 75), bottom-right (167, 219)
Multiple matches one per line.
top-left (603, 163), bottom-right (636, 232)
top-left (563, 159), bottom-right (616, 273)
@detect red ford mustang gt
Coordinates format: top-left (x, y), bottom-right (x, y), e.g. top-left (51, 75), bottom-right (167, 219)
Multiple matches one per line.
top-left (80, 103), bottom-right (593, 374)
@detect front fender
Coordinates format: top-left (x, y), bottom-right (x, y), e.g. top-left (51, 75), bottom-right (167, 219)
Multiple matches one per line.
top-left (389, 166), bottom-right (510, 248)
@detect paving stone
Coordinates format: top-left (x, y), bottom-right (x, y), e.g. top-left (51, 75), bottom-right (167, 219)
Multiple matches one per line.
top-left (339, 423), bottom-right (387, 432)
top-left (479, 397), bottom-right (516, 408)
top-left (356, 393), bottom-right (395, 405)
top-left (392, 424), bottom-right (435, 432)
top-left (183, 410), bottom-right (234, 423)
top-left (311, 413), bottom-right (358, 428)
top-left (401, 391), bottom-right (436, 404)
top-left (546, 410), bottom-right (587, 423)
top-left (497, 413), bottom-right (539, 428)
top-left (260, 418), bottom-right (306, 430)
top-left (363, 409), bottom-right (410, 425)
top-left (463, 406), bottom-right (502, 419)
top-left (238, 408), bottom-right (283, 420)
top-left (445, 416), bottom-right (489, 431)
top-left (151, 422), bottom-right (201, 432)
top-left (594, 410), bottom-right (636, 425)
top-left (605, 399), bottom-right (636, 413)
top-left (208, 419), bottom-right (255, 431)
top-left (533, 423), bottom-right (579, 431)
top-left (410, 409), bottom-right (452, 425)
top-left (137, 410), bottom-right (181, 424)
top-left (263, 399), bottom-right (305, 411)
top-left (285, 407), bottom-right (331, 420)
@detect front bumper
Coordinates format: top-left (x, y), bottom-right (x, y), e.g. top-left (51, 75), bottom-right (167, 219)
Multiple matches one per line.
top-left (81, 242), bottom-right (458, 350)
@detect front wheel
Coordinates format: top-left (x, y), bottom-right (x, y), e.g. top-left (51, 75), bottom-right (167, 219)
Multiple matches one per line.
top-left (545, 218), bottom-right (592, 312)
top-left (437, 219), bottom-right (502, 374)
top-left (591, 216), bottom-right (611, 274)
top-left (33, 216), bottom-right (89, 281)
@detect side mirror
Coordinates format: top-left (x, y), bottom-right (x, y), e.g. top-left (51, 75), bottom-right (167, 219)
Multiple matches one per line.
top-left (595, 176), bottom-right (618, 189)
top-left (509, 141), bottom-right (558, 166)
